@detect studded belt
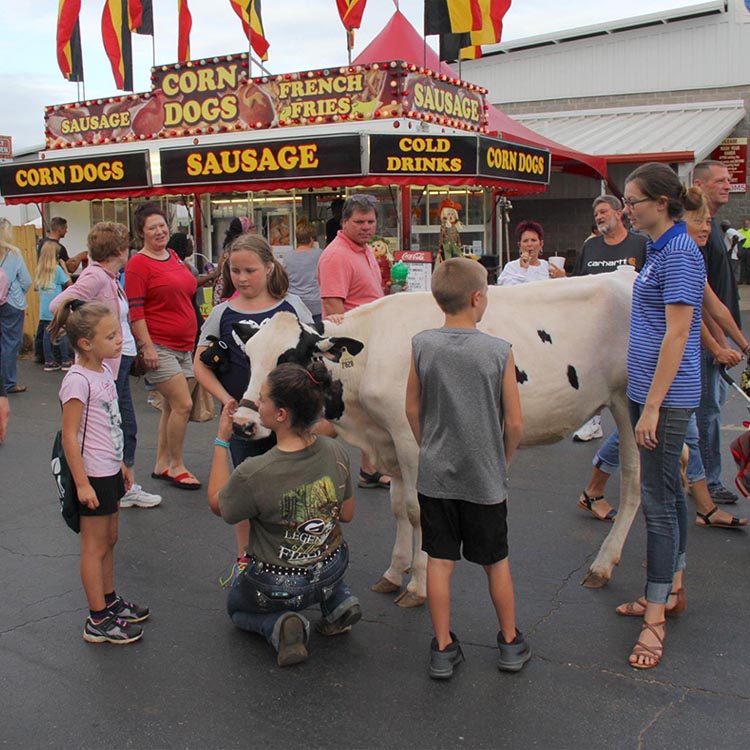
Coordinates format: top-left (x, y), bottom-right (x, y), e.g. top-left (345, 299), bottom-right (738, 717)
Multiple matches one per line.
top-left (249, 545), bottom-right (341, 576)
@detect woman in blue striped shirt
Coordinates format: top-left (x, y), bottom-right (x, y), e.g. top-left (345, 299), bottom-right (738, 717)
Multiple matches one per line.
top-left (618, 163), bottom-right (705, 670)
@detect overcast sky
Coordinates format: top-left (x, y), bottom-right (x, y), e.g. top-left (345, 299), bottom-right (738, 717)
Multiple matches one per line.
top-left (0, 0), bottom-right (702, 152)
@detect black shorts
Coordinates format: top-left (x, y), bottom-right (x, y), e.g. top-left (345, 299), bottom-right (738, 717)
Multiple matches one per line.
top-left (79, 472), bottom-right (125, 517)
top-left (418, 493), bottom-right (508, 566)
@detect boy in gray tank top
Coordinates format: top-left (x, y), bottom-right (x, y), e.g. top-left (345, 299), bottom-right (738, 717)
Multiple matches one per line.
top-left (405, 257), bottom-right (531, 679)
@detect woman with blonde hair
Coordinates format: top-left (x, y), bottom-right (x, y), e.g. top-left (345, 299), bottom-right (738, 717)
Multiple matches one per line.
top-left (35, 239), bottom-right (72, 370)
top-left (0, 218), bottom-right (32, 393)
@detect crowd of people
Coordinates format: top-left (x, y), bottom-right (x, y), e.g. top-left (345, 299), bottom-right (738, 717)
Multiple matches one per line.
top-left (0, 167), bottom-right (748, 675)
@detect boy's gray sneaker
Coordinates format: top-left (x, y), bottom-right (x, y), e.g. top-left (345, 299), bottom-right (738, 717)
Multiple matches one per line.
top-left (429, 633), bottom-right (464, 680)
top-left (497, 630), bottom-right (531, 672)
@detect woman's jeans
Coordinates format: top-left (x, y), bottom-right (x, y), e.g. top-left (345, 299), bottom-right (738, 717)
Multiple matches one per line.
top-left (115, 354), bottom-right (137, 467)
top-left (42, 324), bottom-right (72, 364)
top-left (593, 413), bottom-right (704, 483)
top-left (226, 542), bottom-right (358, 651)
top-left (0, 303), bottom-right (26, 389)
top-left (697, 350), bottom-right (727, 492)
top-left (629, 400), bottom-right (692, 604)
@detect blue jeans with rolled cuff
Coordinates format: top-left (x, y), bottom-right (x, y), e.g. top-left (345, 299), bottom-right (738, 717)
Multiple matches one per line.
top-left (629, 400), bottom-right (691, 605)
top-left (226, 542), bottom-right (358, 651)
top-left (0, 303), bottom-right (25, 389)
top-left (115, 354), bottom-right (137, 467)
top-left (593, 413), bottom-right (705, 484)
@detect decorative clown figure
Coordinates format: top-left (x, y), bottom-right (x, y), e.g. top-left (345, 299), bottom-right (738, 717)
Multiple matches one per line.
top-left (438, 199), bottom-right (463, 262)
top-left (371, 236), bottom-right (393, 293)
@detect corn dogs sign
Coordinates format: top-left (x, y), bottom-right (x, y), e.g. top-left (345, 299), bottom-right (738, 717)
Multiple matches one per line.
top-left (0, 152), bottom-right (151, 198)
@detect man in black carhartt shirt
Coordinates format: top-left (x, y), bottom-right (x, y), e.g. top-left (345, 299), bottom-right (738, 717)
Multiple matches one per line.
top-left (693, 160), bottom-right (741, 503)
top-left (571, 195), bottom-right (647, 278)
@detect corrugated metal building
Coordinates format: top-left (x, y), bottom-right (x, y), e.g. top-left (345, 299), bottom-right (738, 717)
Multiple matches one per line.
top-left (463, 0), bottom-right (750, 254)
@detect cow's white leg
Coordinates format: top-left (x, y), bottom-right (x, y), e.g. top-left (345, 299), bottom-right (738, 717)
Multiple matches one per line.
top-left (371, 475), bottom-right (413, 595)
top-left (583, 392), bottom-right (641, 587)
top-left (394, 481), bottom-right (427, 607)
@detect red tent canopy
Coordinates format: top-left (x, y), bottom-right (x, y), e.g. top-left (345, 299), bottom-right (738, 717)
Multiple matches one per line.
top-left (354, 11), bottom-right (608, 181)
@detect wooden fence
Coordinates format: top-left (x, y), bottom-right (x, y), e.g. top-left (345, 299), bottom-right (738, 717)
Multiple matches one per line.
top-left (10, 225), bottom-right (42, 351)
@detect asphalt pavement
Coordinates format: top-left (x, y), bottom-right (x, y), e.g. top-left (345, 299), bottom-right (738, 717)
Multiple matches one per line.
top-left (2, 349), bottom-right (750, 750)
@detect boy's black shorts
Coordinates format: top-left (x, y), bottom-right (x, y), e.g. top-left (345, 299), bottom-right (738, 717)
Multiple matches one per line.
top-left (418, 493), bottom-right (508, 565)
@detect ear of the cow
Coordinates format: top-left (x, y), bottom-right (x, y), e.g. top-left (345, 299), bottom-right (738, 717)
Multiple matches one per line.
top-left (316, 337), bottom-right (364, 362)
top-left (232, 322), bottom-right (260, 345)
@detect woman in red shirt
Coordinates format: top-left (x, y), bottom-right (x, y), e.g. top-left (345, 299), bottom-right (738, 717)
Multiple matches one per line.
top-left (125, 203), bottom-right (200, 490)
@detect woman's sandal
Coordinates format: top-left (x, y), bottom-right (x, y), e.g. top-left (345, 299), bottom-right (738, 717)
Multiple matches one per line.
top-left (577, 489), bottom-right (617, 522)
top-left (616, 589), bottom-right (686, 618)
top-left (358, 470), bottom-right (390, 489)
top-left (629, 620), bottom-right (666, 670)
top-left (695, 507), bottom-right (748, 529)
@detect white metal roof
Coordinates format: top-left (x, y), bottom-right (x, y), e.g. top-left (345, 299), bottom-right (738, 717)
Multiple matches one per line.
top-left (512, 101), bottom-right (746, 162)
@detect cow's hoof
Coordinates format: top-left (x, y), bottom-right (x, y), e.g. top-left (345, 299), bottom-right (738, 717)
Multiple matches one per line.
top-left (581, 569), bottom-right (610, 588)
top-left (394, 590), bottom-right (426, 608)
top-left (371, 577), bottom-right (400, 594)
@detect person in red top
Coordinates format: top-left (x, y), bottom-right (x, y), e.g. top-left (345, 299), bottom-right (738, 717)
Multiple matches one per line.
top-left (125, 203), bottom-right (200, 490)
top-left (317, 194), bottom-right (390, 489)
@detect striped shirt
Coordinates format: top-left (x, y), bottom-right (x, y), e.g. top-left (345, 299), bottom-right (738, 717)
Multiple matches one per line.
top-left (626, 222), bottom-right (705, 408)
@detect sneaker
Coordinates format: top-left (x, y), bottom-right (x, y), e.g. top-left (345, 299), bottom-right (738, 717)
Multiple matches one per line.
top-left (83, 612), bottom-right (143, 644)
top-left (710, 485), bottom-right (738, 505)
top-left (108, 595), bottom-right (150, 623)
top-left (43, 362), bottom-right (61, 372)
top-left (61, 361), bottom-right (73, 371)
top-left (277, 614), bottom-right (308, 667)
top-left (429, 633), bottom-right (465, 680)
top-left (572, 418), bottom-right (604, 443)
top-left (497, 630), bottom-right (531, 672)
top-left (120, 483), bottom-right (162, 508)
top-left (316, 602), bottom-right (362, 636)
top-left (219, 556), bottom-right (249, 588)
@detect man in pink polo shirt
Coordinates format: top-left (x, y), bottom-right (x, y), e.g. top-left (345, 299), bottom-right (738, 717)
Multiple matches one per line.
top-left (318, 194), bottom-right (390, 489)
top-left (318, 194), bottom-right (384, 315)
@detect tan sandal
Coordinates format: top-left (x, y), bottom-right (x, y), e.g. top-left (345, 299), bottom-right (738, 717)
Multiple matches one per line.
top-left (629, 620), bottom-right (665, 670)
top-left (616, 589), bottom-right (686, 618)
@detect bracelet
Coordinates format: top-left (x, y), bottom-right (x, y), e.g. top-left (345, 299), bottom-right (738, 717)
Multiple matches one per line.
top-left (743, 345), bottom-right (750, 357)
top-left (214, 438), bottom-right (231, 449)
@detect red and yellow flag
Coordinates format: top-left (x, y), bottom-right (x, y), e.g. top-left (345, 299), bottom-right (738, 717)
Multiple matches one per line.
top-left (460, 0), bottom-right (511, 60)
top-left (57, 0), bottom-right (84, 82)
top-left (128, 0), bottom-right (154, 35)
top-left (336, 0), bottom-right (368, 29)
top-left (102, 0), bottom-right (133, 91)
top-left (177, 0), bottom-right (192, 62)
top-left (229, 0), bottom-right (270, 61)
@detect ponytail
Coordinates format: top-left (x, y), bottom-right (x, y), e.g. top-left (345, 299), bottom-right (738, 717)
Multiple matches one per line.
top-left (48, 299), bottom-right (112, 353)
top-left (266, 362), bottom-right (337, 433)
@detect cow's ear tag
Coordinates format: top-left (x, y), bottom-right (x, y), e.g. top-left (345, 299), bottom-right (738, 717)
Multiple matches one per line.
top-left (340, 348), bottom-right (355, 369)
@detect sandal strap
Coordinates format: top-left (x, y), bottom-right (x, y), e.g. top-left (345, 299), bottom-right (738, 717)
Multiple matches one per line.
top-left (581, 489), bottom-right (605, 505)
top-left (696, 507), bottom-right (719, 524)
top-left (633, 620), bottom-right (666, 659)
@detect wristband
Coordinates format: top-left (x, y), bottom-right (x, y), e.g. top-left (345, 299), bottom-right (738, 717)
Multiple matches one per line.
top-left (743, 345), bottom-right (750, 358)
top-left (214, 438), bottom-right (231, 449)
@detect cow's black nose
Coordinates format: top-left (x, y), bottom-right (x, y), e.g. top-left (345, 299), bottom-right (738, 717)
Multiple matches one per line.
top-left (232, 421), bottom-right (255, 438)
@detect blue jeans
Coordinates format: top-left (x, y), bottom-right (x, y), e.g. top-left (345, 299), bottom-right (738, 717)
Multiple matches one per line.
top-left (629, 400), bottom-right (691, 604)
top-left (115, 355), bottom-right (137, 467)
top-left (697, 350), bottom-right (727, 491)
top-left (226, 542), bottom-right (358, 650)
top-left (0, 303), bottom-right (26, 389)
top-left (42, 325), bottom-right (71, 364)
top-left (593, 413), bottom-right (705, 483)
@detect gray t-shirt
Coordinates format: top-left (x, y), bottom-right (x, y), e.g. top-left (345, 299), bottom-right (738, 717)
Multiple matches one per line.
top-left (219, 436), bottom-right (352, 567)
top-left (281, 249), bottom-right (323, 317)
top-left (412, 327), bottom-right (511, 505)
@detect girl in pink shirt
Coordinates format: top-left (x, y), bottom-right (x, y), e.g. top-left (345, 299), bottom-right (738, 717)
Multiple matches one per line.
top-left (50, 299), bottom-right (148, 645)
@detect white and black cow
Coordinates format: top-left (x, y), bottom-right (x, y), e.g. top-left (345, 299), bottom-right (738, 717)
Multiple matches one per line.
top-left (232, 271), bottom-right (640, 607)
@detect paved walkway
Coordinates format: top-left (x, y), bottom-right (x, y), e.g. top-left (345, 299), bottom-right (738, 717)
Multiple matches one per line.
top-left (2, 358), bottom-right (750, 749)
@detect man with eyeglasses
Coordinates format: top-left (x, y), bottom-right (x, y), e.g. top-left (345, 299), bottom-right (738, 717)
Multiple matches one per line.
top-left (693, 160), bottom-right (741, 504)
top-left (318, 194), bottom-right (391, 489)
